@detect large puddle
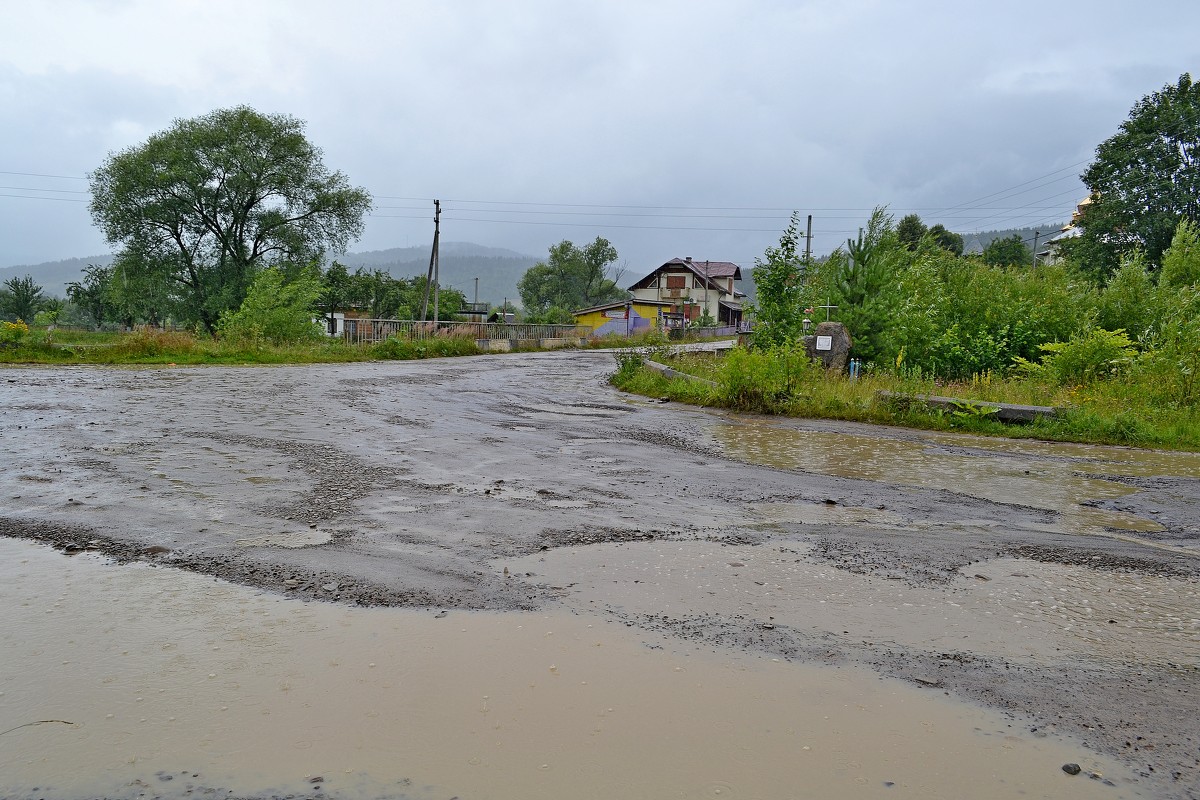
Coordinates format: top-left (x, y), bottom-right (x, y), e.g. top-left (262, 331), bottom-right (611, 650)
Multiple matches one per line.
top-left (0, 540), bottom-right (1137, 800)
top-left (710, 420), bottom-right (1200, 539)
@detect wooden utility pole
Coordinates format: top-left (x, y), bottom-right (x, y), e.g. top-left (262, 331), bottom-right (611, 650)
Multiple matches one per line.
top-left (1031, 231), bottom-right (1040, 268)
top-left (419, 199), bottom-right (441, 321)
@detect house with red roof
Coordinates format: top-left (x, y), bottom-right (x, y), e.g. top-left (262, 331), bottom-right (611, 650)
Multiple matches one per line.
top-left (626, 256), bottom-right (745, 328)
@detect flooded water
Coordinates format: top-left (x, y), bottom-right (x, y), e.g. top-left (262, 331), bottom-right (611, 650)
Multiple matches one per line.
top-left (1, 540), bottom-right (1136, 800)
top-left (710, 419), bottom-right (1200, 540)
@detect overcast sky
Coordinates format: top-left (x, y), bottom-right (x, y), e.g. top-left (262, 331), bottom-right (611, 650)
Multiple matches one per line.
top-left (2, 0), bottom-right (1197, 272)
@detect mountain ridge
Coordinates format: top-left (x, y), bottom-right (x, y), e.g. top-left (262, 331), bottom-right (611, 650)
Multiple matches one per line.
top-left (1, 243), bottom-right (542, 305)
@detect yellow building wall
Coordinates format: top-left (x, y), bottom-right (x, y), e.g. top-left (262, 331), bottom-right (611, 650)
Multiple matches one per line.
top-left (575, 302), bottom-right (667, 336)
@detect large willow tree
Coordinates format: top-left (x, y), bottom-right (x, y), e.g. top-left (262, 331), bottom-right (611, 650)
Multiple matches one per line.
top-left (89, 106), bottom-right (372, 332)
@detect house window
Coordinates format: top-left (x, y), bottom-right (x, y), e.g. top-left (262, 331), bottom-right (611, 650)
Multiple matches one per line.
top-left (646, 277), bottom-right (658, 288)
top-left (693, 277), bottom-right (705, 289)
top-left (665, 274), bottom-right (686, 290)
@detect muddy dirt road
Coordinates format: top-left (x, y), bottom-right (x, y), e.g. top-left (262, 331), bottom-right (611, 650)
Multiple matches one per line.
top-left (2, 351), bottom-right (1199, 799)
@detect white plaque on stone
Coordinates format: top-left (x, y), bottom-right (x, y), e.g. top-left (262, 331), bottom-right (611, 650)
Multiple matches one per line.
top-left (815, 335), bottom-right (833, 351)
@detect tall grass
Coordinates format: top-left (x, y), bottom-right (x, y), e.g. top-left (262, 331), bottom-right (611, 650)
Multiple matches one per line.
top-left (610, 346), bottom-right (1200, 450)
top-left (0, 327), bottom-right (482, 365)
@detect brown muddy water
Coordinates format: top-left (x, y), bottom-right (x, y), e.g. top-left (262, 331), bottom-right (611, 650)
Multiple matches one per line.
top-left (0, 538), bottom-right (1132, 800)
top-left (711, 419), bottom-right (1200, 544)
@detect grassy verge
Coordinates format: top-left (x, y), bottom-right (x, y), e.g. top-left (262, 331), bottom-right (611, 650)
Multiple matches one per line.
top-left (611, 346), bottom-right (1200, 450)
top-left (0, 328), bottom-right (483, 365)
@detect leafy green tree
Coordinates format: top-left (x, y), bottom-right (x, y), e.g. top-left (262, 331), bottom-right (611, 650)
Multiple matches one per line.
top-left (982, 234), bottom-right (1031, 267)
top-left (749, 212), bottom-right (808, 348)
top-left (518, 237), bottom-right (626, 321)
top-left (217, 266), bottom-right (323, 343)
top-left (398, 275), bottom-right (465, 321)
top-left (1160, 217), bottom-right (1200, 289)
top-left (928, 224), bottom-right (964, 256)
top-left (1070, 73), bottom-right (1200, 282)
top-left (34, 299), bottom-right (64, 326)
top-left (833, 208), bottom-right (904, 362)
top-left (66, 264), bottom-right (117, 328)
top-left (343, 268), bottom-right (466, 322)
top-left (0, 276), bottom-right (45, 323)
top-left (89, 106), bottom-right (372, 334)
top-left (107, 250), bottom-right (174, 327)
top-left (897, 214), bottom-right (927, 251)
top-left (349, 268), bottom-right (402, 318)
top-left (318, 261), bottom-right (354, 333)
top-left (1096, 251), bottom-right (1160, 341)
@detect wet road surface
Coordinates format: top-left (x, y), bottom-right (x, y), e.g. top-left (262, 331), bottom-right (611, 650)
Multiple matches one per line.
top-left (2, 351), bottom-right (1198, 798)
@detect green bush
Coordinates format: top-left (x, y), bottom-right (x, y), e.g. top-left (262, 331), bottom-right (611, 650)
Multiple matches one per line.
top-left (370, 334), bottom-right (480, 360)
top-left (925, 323), bottom-right (1011, 380)
top-left (804, 224), bottom-right (1093, 379)
top-left (1134, 286), bottom-right (1200, 405)
top-left (612, 347), bottom-right (645, 382)
top-left (217, 267), bottom-right (323, 345)
top-left (106, 328), bottom-right (201, 360)
top-left (1160, 217), bottom-right (1200, 289)
top-left (0, 319), bottom-right (29, 347)
top-left (716, 346), bottom-right (810, 411)
top-left (1015, 328), bottom-right (1137, 385)
top-left (1096, 252), bottom-right (1160, 341)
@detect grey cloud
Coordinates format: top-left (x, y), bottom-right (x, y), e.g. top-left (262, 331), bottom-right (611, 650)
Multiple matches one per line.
top-left (2, 1), bottom-right (1199, 271)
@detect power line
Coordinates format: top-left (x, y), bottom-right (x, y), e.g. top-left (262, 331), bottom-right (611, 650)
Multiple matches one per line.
top-left (0, 159), bottom-right (1088, 236)
top-left (429, 204), bottom-right (1074, 221)
top-left (366, 213), bottom-right (437, 220)
top-left (0, 170), bottom-right (89, 180)
top-left (437, 214), bottom-right (787, 233)
top-left (0, 185), bottom-right (91, 194)
top-left (921, 160), bottom-right (1088, 217)
top-left (963, 187), bottom-right (1083, 231)
top-left (0, 192), bottom-right (87, 202)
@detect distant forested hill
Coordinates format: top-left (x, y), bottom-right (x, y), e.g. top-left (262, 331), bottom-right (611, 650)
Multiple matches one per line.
top-left (333, 242), bottom-right (538, 305)
top-left (1, 243), bottom-right (539, 306)
top-left (960, 224), bottom-right (1066, 255)
top-left (0, 255), bottom-right (114, 298)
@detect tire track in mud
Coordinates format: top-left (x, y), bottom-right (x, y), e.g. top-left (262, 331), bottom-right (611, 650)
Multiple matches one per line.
top-left (0, 517), bottom-right (547, 610)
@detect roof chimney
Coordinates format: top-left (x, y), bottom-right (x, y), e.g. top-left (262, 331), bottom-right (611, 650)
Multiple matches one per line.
top-left (685, 256), bottom-right (692, 263)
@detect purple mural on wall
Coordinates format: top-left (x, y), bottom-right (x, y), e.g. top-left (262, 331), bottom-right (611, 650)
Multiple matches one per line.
top-left (592, 308), bottom-right (656, 337)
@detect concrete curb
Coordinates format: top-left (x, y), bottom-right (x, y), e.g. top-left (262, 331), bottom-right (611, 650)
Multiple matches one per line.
top-left (643, 359), bottom-right (717, 387)
top-left (876, 390), bottom-right (1060, 423)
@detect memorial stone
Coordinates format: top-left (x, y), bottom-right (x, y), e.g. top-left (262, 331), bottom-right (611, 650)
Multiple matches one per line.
top-left (803, 321), bottom-right (853, 370)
